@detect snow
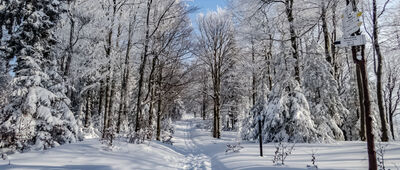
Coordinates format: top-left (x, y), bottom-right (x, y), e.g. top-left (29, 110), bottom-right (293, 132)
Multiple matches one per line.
top-left (0, 139), bottom-right (186, 170)
top-left (1, 115), bottom-right (400, 170)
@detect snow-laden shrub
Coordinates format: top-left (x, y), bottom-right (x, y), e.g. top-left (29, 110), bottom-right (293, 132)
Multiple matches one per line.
top-left (302, 51), bottom-right (348, 142)
top-left (241, 40), bottom-right (360, 143)
top-left (242, 79), bottom-right (320, 143)
top-left (225, 143), bottom-right (243, 153)
top-left (262, 79), bottom-right (319, 143)
top-left (221, 62), bottom-right (247, 131)
top-left (1, 79), bottom-right (80, 151)
top-left (241, 95), bottom-right (263, 142)
top-left (272, 141), bottom-right (295, 166)
top-left (0, 112), bottom-right (36, 152)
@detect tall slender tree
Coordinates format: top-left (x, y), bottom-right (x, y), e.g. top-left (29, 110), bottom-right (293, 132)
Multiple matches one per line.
top-left (372, 0), bottom-right (390, 142)
top-left (195, 9), bottom-right (236, 138)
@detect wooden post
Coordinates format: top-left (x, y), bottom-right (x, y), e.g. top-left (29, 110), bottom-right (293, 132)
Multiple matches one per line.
top-left (346, 0), bottom-right (377, 169)
top-left (258, 118), bottom-right (263, 157)
top-left (358, 46), bottom-right (378, 170)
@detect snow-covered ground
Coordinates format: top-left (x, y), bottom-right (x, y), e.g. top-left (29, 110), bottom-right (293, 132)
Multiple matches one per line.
top-left (0, 136), bottom-right (186, 169)
top-left (1, 115), bottom-right (400, 170)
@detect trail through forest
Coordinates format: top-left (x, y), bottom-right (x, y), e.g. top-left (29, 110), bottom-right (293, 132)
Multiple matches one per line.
top-left (173, 116), bottom-right (212, 169)
top-left (1, 115), bottom-right (400, 170)
top-left (1, 1), bottom-right (400, 170)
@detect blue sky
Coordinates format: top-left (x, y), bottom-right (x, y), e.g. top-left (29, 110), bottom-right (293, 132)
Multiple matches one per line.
top-left (187, 0), bottom-right (228, 28)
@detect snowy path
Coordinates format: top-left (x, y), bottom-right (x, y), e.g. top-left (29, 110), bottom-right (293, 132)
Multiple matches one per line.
top-left (172, 118), bottom-right (212, 170)
top-left (172, 116), bottom-right (400, 170)
top-left (171, 115), bottom-right (249, 170)
top-left (1, 115), bottom-right (400, 170)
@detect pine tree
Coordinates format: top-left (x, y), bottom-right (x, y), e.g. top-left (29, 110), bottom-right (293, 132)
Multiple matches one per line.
top-left (302, 45), bottom-right (348, 142)
top-left (0, 0), bottom-right (79, 152)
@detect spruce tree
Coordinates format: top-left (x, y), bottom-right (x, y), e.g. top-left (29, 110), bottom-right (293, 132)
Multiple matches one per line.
top-left (0, 0), bottom-right (79, 152)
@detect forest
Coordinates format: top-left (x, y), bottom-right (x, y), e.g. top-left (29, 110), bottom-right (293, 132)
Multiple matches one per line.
top-left (0, 0), bottom-right (400, 169)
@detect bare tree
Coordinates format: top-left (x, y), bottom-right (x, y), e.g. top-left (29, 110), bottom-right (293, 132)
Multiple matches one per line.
top-left (135, 0), bottom-right (153, 133)
top-left (261, 0), bottom-right (300, 82)
top-left (384, 57), bottom-right (400, 140)
top-left (134, 0), bottom-right (182, 133)
top-left (117, 5), bottom-right (140, 133)
top-left (195, 9), bottom-right (236, 139)
top-left (372, 0), bottom-right (390, 142)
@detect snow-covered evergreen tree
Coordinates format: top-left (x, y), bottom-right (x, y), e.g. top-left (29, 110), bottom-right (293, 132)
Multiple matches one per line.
top-left (302, 42), bottom-right (348, 142)
top-left (263, 79), bottom-right (320, 143)
top-left (221, 61), bottom-right (246, 131)
top-left (242, 49), bottom-right (320, 143)
top-left (0, 0), bottom-right (79, 152)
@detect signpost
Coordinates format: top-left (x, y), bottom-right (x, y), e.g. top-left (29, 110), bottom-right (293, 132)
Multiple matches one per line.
top-left (339, 1), bottom-right (377, 169)
top-left (342, 21), bottom-right (362, 37)
top-left (335, 4), bottom-right (365, 48)
top-left (335, 35), bottom-right (366, 47)
top-left (342, 11), bottom-right (363, 36)
top-left (344, 2), bottom-right (353, 15)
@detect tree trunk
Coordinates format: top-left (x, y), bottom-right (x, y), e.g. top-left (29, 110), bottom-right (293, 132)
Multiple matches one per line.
top-left (156, 64), bottom-right (163, 141)
top-left (64, 1), bottom-right (75, 77)
top-left (389, 112), bottom-right (395, 140)
top-left (216, 93), bottom-right (221, 139)
top-left (213, 98), bottom-right (217, 138)
top-left (358, 46), bottom-right (377, 170)
top-left (267, 34), bottom-right (273, 91)
top-left (156, 96), bottom-right (162, 141)
top-left (107, 74), bottom-right (116, 135)
top-left (202, 69), bottom-right (208, 120)
top-left (372, 0), bottom-right (389, 142)
top-left (213, 68), bottom-right (221, 139)
top-left (117, 76), bottom-right (125, 134)
top-left (258, 119), bottom-right (263, 157)
top-left (212, 50), bottom-right (221, 139)
top-left (117, 11), bottom-right (136, 133)
top-left (102, 81), bottom-right (109, 139)
top-left (386, 71), bottom-right (399, 140)
top-left (135, 0), bottom-right (153, 132)
top-left (149, 84), bottom-right (155, 127)
top-left (102, 73), bottom-right (111, 139)
top-left (102, 0), bottom-right (116, 139)
top-left (84, 91), bottom-right (91, 128)
top-left (321, 1), bottom-right (332, 65)
top-left (98, 80), bottom-right (104, 117)
top-left (285, 0), bottom-right (300, 83)
top-left (147, 55), bottom-right (159, 128)
top-left (331, 1), bottom-right (339, 81)
top-left (356, 65), bottom-right (366, 141)
top-left (251, 39), bottom-right (256, 106)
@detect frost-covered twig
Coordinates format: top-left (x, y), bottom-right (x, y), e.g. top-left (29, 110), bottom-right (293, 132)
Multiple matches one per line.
top-left (376, 142), bottom-right (389, 170)
top-left (225, 143), bottom-right (244, 153)
top-left (1, 153), bottom-right (7, 161)
top-left (306, 149), bottom-right (318, 169)
top-left (162, 135), bottom-right (173, 145)
top-left (1, 153), bottom-right (10, 165)
top-left (272, 141), bottom-right (295, 166)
